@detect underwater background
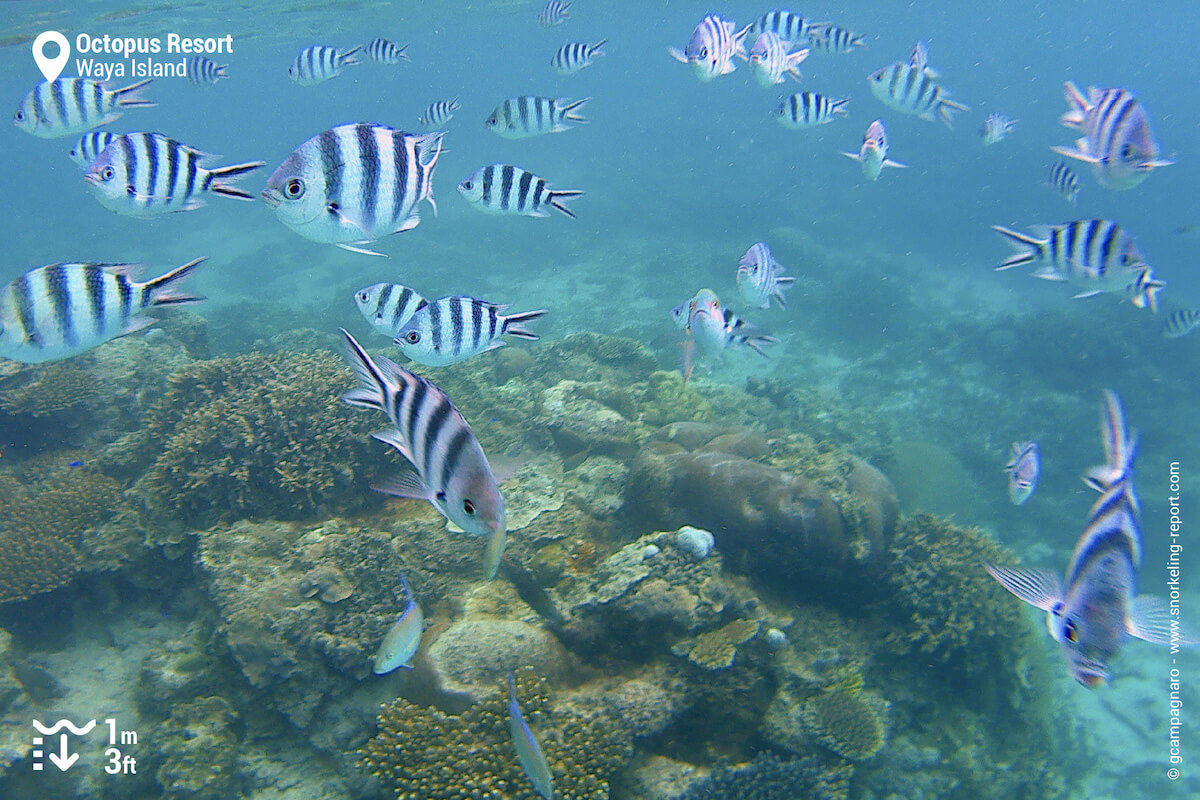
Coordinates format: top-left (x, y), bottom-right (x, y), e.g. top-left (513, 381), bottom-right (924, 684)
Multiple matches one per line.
top-left (0, 0), bottom-right (1197, 798)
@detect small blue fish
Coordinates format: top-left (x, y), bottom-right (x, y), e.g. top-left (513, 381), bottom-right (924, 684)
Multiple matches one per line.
top-left (507, 670), bottom-right (554, 800)
top-left (1004, 441), bottom-right (1039, 505)
top-left (373, 572), bottom-right (424, 674)
top-left (987, 392), bottom-right (1194, 686)
top-left (67, 460), bottom-right (84, 468)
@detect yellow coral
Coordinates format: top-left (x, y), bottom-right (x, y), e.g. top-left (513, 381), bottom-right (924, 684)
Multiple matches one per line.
top-left (802, 687), bottom-right (888, 762)
top-left (685, 618), bottom-right (761, 670)
top-left (0, 358), bottom-right (102, 416)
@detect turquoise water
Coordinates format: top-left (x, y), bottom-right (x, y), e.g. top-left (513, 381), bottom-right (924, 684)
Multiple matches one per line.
top-left (1, 1), bottom-right (1198, 798)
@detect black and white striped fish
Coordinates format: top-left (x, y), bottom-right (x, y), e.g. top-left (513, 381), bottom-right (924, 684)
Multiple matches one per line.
top-left (809, 25), bottom-right (865, 53)
top-left (68, 130), bottom-right (117, 169)
top-left (261, 123), bottom-right (445, 256)
top-left (458, 164), bottom-right (582, 219)
top-left (669, 14), bottom-right (751, 82)
top-left (1047, 161), bottom-right (1080, 205)
top-left (288, 45), bottom-right (361, 86)
top-left (1053, 82), bottom-right (1172, 191)
top-left (340, 329), bottom-right (507, 580)
top-left (551, 40), bottom-right (607, 74)
top-left (185, 56), bottom-right (228, 87)
top-left (393, 296), bottom-right (547, 366)
top-left (418, 98), bottom-right (460, 128)
top-left (749, 32), bottom-right (808, 87)
top-left (13, 78), bottom-right (154, 139)
top-left (365, 38), bottom-right (410, 65)
top-left (539, 0), bottom-right (570, 27)
top-left (485, 96), bottom-right (589, 139)
top-left (748, 10), bottom-right (827, 47)
top-left (737, 242), bottom-right (794, 310)
top-left (772, 92), bottom-right (848, 128)
top-left (0, 257), bottom-right (205, 364)
top-left (868, 60), bottom-right (969, 128)
top-left (1163, 309), bottom-right (1200, 339)
top-left (355, 282), bottom-right (428, 337)
top-left (992, 220), bottom-right (1164, 310)
top-left (83, 132), bottom-right (265, 216)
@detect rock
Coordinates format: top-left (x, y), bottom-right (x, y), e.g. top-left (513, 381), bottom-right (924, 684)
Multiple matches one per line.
top-left (540, 380), bottom-right (639, 459)
top-left (675, 526), bottom-right (715, 560)
top-left (425, 619), bottom-right (570, 697)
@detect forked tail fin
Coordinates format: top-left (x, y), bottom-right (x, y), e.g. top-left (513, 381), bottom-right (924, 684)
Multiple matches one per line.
top-left (206, 161), bottom-right (267, 200)
top-left (145, 257), bottom-right (206, 306)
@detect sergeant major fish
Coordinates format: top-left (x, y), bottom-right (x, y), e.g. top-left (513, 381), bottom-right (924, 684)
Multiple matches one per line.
top-left (373, 571), bottom-right (423, 674)
top-left (980, 112), bottom-right (1018, 145)
top-left (0, 258), bottom-right (204, 364)
top-left (808, 25), bottom-right (865, 53)
top-left (748, 32), bottom-right (809, 87)
top-left (1004, 441), bottom-right (1039, 505)
top-left (365, 38), bottom-right (410, 64)
top-left (13, 78), bottom-right (154, 138)
top-left (1047, 161), bottom-right (1080, 205)
top-left (355, 282), bottom-right (428, 337)
top-left (737, 242), bottom-right (794, 309)
top-left (675, 288), bottom-right (776, 382)
top-left (868, 58), bottom-right (969, 128)
top-left (772, 92), bottom-right (848, 129)
top-left (986, 392), bottom-right (1192, 686)
top-left (669, 14), bottom-right (751, 82)
top-left (458, 164), bottom-right (582, 219)
top-left (551, 40), bottom-right (607, 74)
top-left (992, 220), bottom-right (1164, 311)
top-left (842, 119), bottom-right (907, 181)
top-left (1053, 82), bottom-right (1172, 190)
top-left (747, 10), bottom-right (827, 47)
top-left (261, 123), bottom-right (444, 257)
top-left (341, 329), bottom-right (507, 580)
top-left (507, 670), bottom-right (554, 800)
top-left (539, 0), bottom-right (570, 27)
top-left (1162, 308), bottom-right (1200, 339)
top-left (288, 45), bottom-right (361, 85)
top-left (68, 131), bottom-right (117, 169)
top-left (185, 57), bottom-right (228, 87)
top-left (418, 98), bottom-right (460, 128)
top-left (485, 95), bottom-right (589, 138)
top-left (84, 132), bottom-right (264, 216)
top-left (393, 296), bottom-right (547, 366)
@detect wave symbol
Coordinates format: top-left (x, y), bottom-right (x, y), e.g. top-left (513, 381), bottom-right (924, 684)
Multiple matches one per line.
top-left (32, 719), bottom-right (97, 736)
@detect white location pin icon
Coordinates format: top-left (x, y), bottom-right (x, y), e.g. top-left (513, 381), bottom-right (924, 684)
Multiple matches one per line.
top-left (32, 31), bottom-right (70, 83)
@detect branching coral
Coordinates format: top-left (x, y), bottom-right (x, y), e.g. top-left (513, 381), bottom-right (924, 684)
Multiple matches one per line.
top-left (0, 358), bottom-right (102, 416)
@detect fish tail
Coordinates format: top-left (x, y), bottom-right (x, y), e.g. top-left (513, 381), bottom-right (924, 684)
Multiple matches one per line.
top-left (991, 225), bottom-right (1043, 270)
top-left (340, 45), bottom-right (362, 66)
top-left (501, 309), bottom-right (548, 340)
top-left (938, 98), bottom-right (969, 130)
top-left (548, 189), bottom-right (582, 219)
top-left (144, 257), bottom-right (206, 306)
top-left (340, 328), bottom-right (388, 412)
top-left (207, 161), bottom-right (267, 200)
top-left (1060, 81), bottom-right (1088, 127)
top-left (1084, 390), bottom-right (1140, 514)
top-left (744, 335), bottom-right (778, 357)
top-left (561, 97), bottom-right (590, 123)
top-left (592, 39), bottom-right (608, 55)
top-left (111, 78), bottom-right (156, 108)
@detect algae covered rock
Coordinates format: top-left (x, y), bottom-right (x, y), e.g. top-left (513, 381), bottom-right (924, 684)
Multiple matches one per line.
top-left (540, 379), bottom-right (640, 459)
top-left (426, 618), bottom-right (570, 695)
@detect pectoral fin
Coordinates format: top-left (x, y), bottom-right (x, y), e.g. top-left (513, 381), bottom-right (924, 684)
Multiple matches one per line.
top-left (984, 564), bottom-right (1063, 611)
top-left (1127, 595), bottom-right (1198, 646)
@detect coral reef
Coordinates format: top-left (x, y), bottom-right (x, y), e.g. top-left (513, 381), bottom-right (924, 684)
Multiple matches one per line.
top-left (122, 349), bottom-right (380, 527)
top-left (154, 695), bottom-right (243, 800)
top-left (360, 670), bottom-right (634, 800)
top-left (675, 618), bottom-right (761, 670)
top-left (540, 379), bottom-right (640, 459)
top-left (678, 753), bottom-right (853, 800)
top-left (426, 618), bottom-right (571, 695)
top-left (801, 687), bottom-right (888, 762)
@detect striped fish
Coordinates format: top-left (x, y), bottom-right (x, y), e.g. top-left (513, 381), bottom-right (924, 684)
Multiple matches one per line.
top-left (185, 56), bottom-right (228, 87)
top-left (748, 10), bottom-right (827, 47)
top-left (507, 670), bottom-right (554, 800)
top-left (539, 0), bottom-right (570, 27)
top-left (394, 296), bottom-right (547, 366)
top-left (1163, 308), bottom-right (1200, 339)
top-left (365, 38), bottom-right (410, 64)
top-left (68, 130), bottom-right (117, 169)
top-left (0, 258), bottom-right (204, 364)
top-left (288, 45), bottom-right (361, 86)
top-left (372, 571), bottom-right (423, 674)
top-left (809, 25), bottom-right (866, 53)
top-left (980, 112), bottom-right (1017, 145)
top-left (340, 329), bottom-right (506, 579)
top-left (868, 60), bottom-right (969, 128)
top-left (669, 14), bottom-right (751, 82)
top-left (83, 132), bottom-right (265, 216)
top-left (992, 220), bottom-right (1164, 311)
top-left (678, 288), bottom-right (776, 382)
top-left (737, 243), bottom-right (794, 310)
top-left (749, 32), bottom-right (809, 87)
top-left (842, 119), bottom-right (907, 181)
top-left (261, 123), bottom-right (445, 256)
top-left (1004, 441), bottom-right (1039, 505)
top-left (458, 164), bottom-right (581, 219)
top-left (1053, 82), bottom-right (1172, 190)
top-left (418, 98), bottom-right (460, 128)
top-left (356, 282), bottom-right (428, 337)
top-left (551, 40), bottom-right (607, 74)
top-left (1047, 161), bottom-right (1080, 205)
top-left (13, 78), bottom-right (154, 139)
top-left (987, 392), bottom-right (1190, 687)
top-left (772, 92), bottom-right (848, 128)
top-left (485, 95), bottom-right (589, 139)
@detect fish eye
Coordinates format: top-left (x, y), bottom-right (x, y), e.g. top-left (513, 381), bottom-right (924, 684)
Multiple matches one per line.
top-left (357, 291), bottom-right (369, 302)
top-left (435, 490), bottom-right (446, 502)
top-left (100, 166), bottom-right (115, 181)
top-left (404, 331), bottom-right (420, 344)
top-left (699, 47), bottom-right (708, 59)
top-left (284, 177), bottom-right (305, 199)
top-left (327, 202), bottom-right (339, 215)
top-left (463, 498), bottom-right (475, 515)
top-left (486, 115), bottom-right (497, 126)
top-left (462, 180), bottom-right (473, 190)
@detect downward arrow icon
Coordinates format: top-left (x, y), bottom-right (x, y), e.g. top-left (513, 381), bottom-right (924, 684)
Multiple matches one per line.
top-left (48, 733), bottom-right (78, 771)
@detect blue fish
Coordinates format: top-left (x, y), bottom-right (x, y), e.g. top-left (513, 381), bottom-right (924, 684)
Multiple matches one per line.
top-left (67, 460), bottom-right (83, 468)
top-left (986, 392), bottom-right (1191, 686)
top-left (1004, 441), bottom-right (1039, 505)
top-left (373, 571), bottom-right (424, 674)
top-left (507, 670), bottom-right (553, 799)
